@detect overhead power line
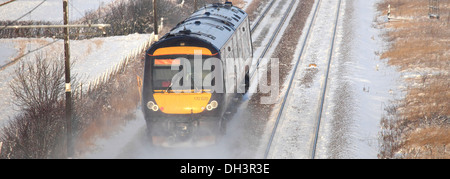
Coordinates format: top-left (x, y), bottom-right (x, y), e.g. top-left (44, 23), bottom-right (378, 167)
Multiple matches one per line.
top-left (1, 23), bottom-right (111, 29)
top-left (0, 0), bottom-right (47, 31)
top-left (0, 0), bottom-right (16, 7)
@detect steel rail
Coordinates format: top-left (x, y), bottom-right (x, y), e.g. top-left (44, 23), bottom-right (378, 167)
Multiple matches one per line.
top-left (249, 0), bottom-right (296, 80)
top-left (311, 0), bottom-right (342, 159)
top-left (263, 0), bottom-right (343, 159)
top-left (263, 0), bottom-right (322, 159)
top-left (250, 0), bottom-right (276, 33)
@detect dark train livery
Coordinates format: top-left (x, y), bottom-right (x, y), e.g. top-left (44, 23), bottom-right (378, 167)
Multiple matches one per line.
top-left (142, 2), bottom-right (253, 146)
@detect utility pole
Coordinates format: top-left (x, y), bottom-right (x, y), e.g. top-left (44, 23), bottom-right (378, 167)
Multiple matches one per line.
top-left (63, 0), bottom-right (73, 158)
top-left (153, 0), bottom-right (158, 37)
top-left (0, 0), bottom-right (110, 159)
top-left (194, 0), bottom-right (197, 12)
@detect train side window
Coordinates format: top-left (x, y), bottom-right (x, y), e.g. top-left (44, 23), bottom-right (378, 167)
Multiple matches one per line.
top-left (226, 45), bottom-right (233, 59)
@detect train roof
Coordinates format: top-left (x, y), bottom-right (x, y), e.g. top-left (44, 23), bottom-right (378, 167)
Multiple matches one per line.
top-left (159, 3), bottom-right (248, 51)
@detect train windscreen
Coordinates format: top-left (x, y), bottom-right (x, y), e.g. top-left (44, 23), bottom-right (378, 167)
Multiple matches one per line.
top-left (152, 58), bottom-right (214, 92)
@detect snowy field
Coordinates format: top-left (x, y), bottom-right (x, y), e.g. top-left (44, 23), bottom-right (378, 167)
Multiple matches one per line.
top-left (316, 0), bottom-right (402, 158)
top-left (0, 0), bottom-right (116, 22)
top-left (0, 33), bottom-right (153, 127)
top-left (1, 0), bottom-right (402, 159)
top-left (266, 0), bottom-right (401, 159)
top-left (0, 0), bottom-right (153, 127)
top-left (82, 0), bottom-right (403, 159)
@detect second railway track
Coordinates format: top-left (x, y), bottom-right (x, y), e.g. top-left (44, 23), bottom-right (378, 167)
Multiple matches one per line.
top-left (263, 0), bottom-right (343, 159)
top-left (248, 0), bottom-right (297, 83)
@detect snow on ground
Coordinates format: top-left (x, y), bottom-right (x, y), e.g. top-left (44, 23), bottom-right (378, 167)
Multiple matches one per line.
top-left (0, 0), bottom-right (116, 22)
top-left (0, 42), bottom-right (16, 66)
top-left (264, 0), bottom-right (402, 159)
top-left (81, 110), bottom-right (147, 159)
top-left (0, 33), bottom-right (153, 127)
top-left (57, 33), bottom-right (152, 83)
top-left (316, 0), bottom-right (402, 159)
top-left (0, 0), bottom-right (257, 158)
top-left (241, 0), bottom-right (253, 10)
top-left (1, 0), bottom-right (402, 159)
top-left (0, 0), bottom-right (135, 127)
top-left (264, 0), bottom-right (343, 159)
top-left (81, 0), bottom-right (296, 159)
top-left (81, 0), bottom-right (403, 159)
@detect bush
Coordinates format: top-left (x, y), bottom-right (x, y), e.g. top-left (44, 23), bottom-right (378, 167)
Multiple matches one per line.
top-left (9, 54), bottom-right (65, 114)
top-left (78, 0), bottom-right (220, 38)
top-left (1, 53), bottom-right (70, 158)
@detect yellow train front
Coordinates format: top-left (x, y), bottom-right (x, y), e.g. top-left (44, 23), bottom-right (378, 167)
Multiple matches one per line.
top-left (142, 3), bottom-right (252, 147)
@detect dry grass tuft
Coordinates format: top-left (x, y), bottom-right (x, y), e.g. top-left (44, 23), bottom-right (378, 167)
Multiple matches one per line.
top-left (378, 0), bottom-right (450, 159)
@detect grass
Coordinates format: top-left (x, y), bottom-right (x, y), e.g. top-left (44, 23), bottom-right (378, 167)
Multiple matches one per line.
top-left (377, 0), bottom-right (450, 159)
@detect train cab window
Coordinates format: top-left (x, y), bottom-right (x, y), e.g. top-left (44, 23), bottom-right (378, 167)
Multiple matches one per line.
top-left (152, 57), bottom-right (215, 91)
top-left (153, 59), bottom-right (181, 89)
top-left (154, 68), bottom-right (180, 88)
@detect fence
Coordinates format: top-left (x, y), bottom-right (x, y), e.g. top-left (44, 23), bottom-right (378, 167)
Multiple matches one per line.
top-left (84, 32), bottom-right (155, 93)
top-left (81, 19), bottom-right (163, 94)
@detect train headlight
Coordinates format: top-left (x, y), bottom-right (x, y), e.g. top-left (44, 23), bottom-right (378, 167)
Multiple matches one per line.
top-left (147, 101), bottom-right (159, 112)
top-left (210, 100), bottom-right (218, 109)
top-left (206, 104), bottom-right (213, 111)
top-left (146, 101), bottom-right (154, 109)
top-left (206, 100), bottom-right (218, 111)
top-left (152, 105), bottom-right (159, 112)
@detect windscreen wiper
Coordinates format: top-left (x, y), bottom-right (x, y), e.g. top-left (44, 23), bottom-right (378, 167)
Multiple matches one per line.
top-left (165, 82), bottom-right (173, 93)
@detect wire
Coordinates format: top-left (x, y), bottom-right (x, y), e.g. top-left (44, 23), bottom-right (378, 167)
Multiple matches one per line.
top-left (0, 0), bottom-right (47, 31)
top-left (69, 0), bottom-right (85, 21)
top-left (0, 39), bottom-right (61, 71)
top-left (0, 0), bottom-right (16, 7)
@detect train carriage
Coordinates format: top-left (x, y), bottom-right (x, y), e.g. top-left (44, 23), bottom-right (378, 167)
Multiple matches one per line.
top-left (142, 2), bottom-right (252, 146)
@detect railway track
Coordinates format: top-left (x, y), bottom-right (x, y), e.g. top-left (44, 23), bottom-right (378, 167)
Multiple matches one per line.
top-left (105, 0), bottom-right (303, 159)
top-left (263, 0), bottom-right (343, 159)
top-left (250, 0), bottom-right (275, 32)
top-left (248, 0), bottom-right (296, 82)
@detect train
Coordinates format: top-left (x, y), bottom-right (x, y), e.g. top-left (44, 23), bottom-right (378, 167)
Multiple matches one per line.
top-left (142, 2), bottom-right (253, 147)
